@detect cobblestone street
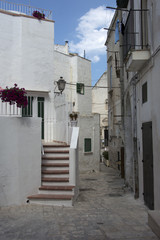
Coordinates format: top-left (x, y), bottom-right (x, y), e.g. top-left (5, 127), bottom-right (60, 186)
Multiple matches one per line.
top-left (0, 164), bottom-right (159, 240)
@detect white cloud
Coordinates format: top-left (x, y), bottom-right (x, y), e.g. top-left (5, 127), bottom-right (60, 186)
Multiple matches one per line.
top-left (69, 6), bottom-right (114, 63)
top-left (93, 55), bottom-right (100, 63)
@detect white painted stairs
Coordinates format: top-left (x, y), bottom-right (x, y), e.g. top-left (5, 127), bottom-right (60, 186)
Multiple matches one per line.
top-left (27, 143), bottom-right (75, 206)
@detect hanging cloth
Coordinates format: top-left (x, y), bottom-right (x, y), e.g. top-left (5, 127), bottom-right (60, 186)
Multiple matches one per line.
top-left (115, 19), bottom-right (119, 44)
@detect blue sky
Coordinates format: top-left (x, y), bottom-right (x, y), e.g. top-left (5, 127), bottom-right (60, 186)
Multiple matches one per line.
top-left (29, 0), bottom-right (116, 85)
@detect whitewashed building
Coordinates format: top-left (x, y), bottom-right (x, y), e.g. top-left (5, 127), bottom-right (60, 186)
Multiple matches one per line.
top-left (92, 71), bottom-right (108, 149)
top-left (116, 0), bottom-right (160, 214)
top-left (105, 10), bottom-right (124, 174)
top-left (0, 2), bottom-right (100, 206)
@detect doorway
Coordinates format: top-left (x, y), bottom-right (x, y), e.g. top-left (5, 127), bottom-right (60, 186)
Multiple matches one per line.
top-left (142, 121), bottom-right (154, 210)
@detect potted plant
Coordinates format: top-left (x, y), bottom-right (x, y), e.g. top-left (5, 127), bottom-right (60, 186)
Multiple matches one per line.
top-left (69, 112), bottom-right (78, 121)
top-left (0, 84), bottom-right (28, 108)
top-left (69, 112), bottom-right (78, 126)
top-left (32, 11), bottom-right (45, 20)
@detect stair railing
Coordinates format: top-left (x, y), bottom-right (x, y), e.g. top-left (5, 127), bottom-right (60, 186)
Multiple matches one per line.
top-left (69, 127), bottom-right (79, 201)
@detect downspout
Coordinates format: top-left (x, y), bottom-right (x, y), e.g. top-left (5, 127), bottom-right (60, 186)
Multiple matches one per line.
top-left (131, 74), bottom-right (139, 199)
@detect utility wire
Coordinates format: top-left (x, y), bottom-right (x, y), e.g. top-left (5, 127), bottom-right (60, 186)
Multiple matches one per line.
top-left (65, 82), bottom-right (120, 89)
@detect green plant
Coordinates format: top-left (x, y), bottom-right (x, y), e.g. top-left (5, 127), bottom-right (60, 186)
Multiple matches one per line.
top-left (102, 151), bottom-right (109, 160)
top-left (69, 112), bottom-right (78, 120)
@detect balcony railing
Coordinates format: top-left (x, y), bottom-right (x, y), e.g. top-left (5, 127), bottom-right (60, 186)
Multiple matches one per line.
top-left (123, 9), bottom-right (149, 60)
top-left (0, 0), bottom-right (52, 19)
top-left (0, 99), bottom-right (22, 116)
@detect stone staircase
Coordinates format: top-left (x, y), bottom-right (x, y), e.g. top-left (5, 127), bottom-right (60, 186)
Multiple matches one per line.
top-left (27, 143), bottom-right (75, 206)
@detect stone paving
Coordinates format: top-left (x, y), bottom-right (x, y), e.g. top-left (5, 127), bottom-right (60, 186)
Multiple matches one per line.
top-left (0, 164), bottom-right (159, 240)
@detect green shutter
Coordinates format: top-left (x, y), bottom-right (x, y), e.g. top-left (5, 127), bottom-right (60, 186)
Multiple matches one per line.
top-left (84, 138), bottom-right (92, 152)
top-left (77, 83), bottom-right (85, 95)
top-left (38, 97), bottom-right (45, 140)
top-left (22, 96), bottom-right (33, 117)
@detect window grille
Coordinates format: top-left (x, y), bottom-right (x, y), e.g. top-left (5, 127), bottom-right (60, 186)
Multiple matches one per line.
top-left (22, 96), bottom-right (33, 117)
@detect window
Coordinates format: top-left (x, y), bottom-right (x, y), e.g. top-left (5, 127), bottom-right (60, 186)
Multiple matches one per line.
top-left (84, 138), bottom-right (92, 152)
top-left (142, 82), bottom-right (147, 103)
top-left (77, 83), bottom-right (84, 95)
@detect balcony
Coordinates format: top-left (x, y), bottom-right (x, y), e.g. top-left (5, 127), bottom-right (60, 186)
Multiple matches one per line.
top-left (123, 9), bottom-right (150, 72)
top-left (126, 49), bottom-right (150, 72)
top-left (0, 0), bottom-right (52, 19)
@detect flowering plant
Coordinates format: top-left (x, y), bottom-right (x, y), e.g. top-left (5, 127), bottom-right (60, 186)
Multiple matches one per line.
top-left (0, 84), bottom-right (28, 108)
top-left (32, 10), bottom-right (45, 20)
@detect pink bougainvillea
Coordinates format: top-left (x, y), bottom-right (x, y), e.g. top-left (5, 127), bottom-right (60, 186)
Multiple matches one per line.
top-left (0, 84), bottom-right (28, 108)
top-left (32, 11), bottom-right (45, 20)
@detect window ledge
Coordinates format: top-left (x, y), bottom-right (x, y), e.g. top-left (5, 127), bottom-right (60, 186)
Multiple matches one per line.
top-left (84, 152), bottom-right (93, 155)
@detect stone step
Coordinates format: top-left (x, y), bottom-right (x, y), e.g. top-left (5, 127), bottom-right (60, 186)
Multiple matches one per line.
top-left (27, 194), bottom-right (73, 206)
top-left (38, 185), bottom-right (75, 195)
top-left (43, 145), bottom-right (70, 152)
top-left (148, 210), bottom-right (160, 239)
top-left (28, 194), bottom-right (73, 200)
top-left (42, 177), bottom-right (69, 183)
top-left (42, 167), bottom-right (69, 171)
top-left (42, 160), bottom-right (69, 165)
top-left (43, 154), bottom-right (69, 158)
top-left (42, 163), bottom-right (69, 168)
top-left (44, 150), bottom-right (69, 154)
top-left (42, 174), bottom-right (69, 178)
top-left (39, 185), bottom-right (74, 191)
top-left (43, 144), bottom-right (70, 148)
top-left (42, 170), bottom-right (69, 175)
top-left (42, 156), bottom-right (69, 160)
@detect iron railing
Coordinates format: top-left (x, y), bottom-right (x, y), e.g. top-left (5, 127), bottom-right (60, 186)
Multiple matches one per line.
top-left (0, 0), bottom-right (52, 19)
top-left (123, 9), bottom-right (149, 60)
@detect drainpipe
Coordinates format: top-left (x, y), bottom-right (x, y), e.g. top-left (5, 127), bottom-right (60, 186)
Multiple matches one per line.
top-left (131, 74), bottom-right (139, 199)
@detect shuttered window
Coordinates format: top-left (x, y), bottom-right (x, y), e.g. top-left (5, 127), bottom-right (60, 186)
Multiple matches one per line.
top-left (142, 82), bottom-right (147, 104)
top-left (77, 83), bottom-right (84, 95)
top-left (84, 138), bottom-right (92, 152)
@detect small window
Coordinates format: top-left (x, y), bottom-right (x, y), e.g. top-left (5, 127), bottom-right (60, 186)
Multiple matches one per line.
top-left (84, 138), bottom-right (92, 152)
top-left (77, 83), bottom-right (84, 95)
top-left (142, 82), bottom-right (147, 104)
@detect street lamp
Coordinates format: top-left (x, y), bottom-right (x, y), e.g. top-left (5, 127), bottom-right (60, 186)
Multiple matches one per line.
top-left (54, 77), bottom-right (66, 95)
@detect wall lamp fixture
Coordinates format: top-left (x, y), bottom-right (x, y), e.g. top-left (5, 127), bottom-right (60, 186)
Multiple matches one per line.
top-left (54, 77), bottom-right (66, 96)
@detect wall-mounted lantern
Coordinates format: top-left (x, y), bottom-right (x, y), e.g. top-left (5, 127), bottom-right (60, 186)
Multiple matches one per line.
top-left (54, 77), bottom-right (66, 95)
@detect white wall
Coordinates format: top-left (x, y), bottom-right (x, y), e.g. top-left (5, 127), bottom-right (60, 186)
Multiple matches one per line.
top-left (137, 51), bottom-right (160, 209)
top-left (53, 50), bottom-right (92, 115)
top-left (78, 114), bottom-right (100, 173)
top-left (128, 0), bottom-right (160, 209)
top-left (0, 117), bottom-right (41, 206)
top-left (92, 72), bottom-right (108, 135)
top-left (0, 12), bottom-right (54, 92)
top-left (0, 11), bottom-right (55, 142)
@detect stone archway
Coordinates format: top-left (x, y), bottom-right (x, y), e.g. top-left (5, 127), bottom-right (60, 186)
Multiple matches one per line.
top-left (125, 93), bottom-right (133, 189)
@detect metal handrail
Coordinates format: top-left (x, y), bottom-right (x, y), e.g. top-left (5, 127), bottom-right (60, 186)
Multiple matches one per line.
top-left (0, 0), bottom-right (52, 19)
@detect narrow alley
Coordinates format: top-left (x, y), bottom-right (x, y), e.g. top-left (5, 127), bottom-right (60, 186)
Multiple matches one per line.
top-left (0, 164), bottom-right (158, 240)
